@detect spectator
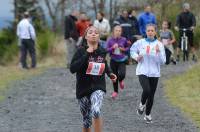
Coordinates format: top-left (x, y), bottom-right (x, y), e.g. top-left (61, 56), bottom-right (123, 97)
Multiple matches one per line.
top-left (76, 12), bottom-right (91, 46)
top-left (129, 9), bottom-right (140, 42)
top-left (113, 10), bottom-right (134, 43)
top-left (17, 11), bottom-right (36, 69)
top-left (93, 12), bottom-right (111, 49)
top-left (138, 5), bottom-right (156, 37)
top-left (64, 10), bottom-right (79, 68)
top-left (175, 3), bottom-right (197, 62)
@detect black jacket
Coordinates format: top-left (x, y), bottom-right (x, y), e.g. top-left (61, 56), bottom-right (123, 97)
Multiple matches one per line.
top-left (113, 16), bottom-right (135, 42)
top-left (70, 45), bottom-right (112, 99)
top-left (64, 15), bottom-right (79, 41)
top-left (176, 11), bottom-right (196, 29)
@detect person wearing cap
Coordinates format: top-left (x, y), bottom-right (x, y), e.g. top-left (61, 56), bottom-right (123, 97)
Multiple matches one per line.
top-left (175, 3), bottom-right (197, 62)
top-left (17, 11), bottom-right (36, 69)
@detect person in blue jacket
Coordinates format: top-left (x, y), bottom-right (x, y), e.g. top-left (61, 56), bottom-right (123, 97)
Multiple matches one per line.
top-left (130, 24), bottom-right (166, 123)
top-left (138, 5), bottom-right (156, 37)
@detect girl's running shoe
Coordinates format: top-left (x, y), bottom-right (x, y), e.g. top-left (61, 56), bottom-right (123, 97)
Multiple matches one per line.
top-left (136, 103), bottom-right (145, 115)
top-left (111, 92), bottom-right (118, 99)
top-left (144, 115), bottom-right (153, 124)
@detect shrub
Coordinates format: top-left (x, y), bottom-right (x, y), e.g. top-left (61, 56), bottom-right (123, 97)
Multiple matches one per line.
top-left (0, 28), bottom-right (18, 65)
top-left (194, 26), bottom-right (200, 49)
top-left (0, 27), bottom-right (57, 65)
top-left (0, 41), bottom-right (18, 65)
top-left (36, 29), bottom-right (56, 59)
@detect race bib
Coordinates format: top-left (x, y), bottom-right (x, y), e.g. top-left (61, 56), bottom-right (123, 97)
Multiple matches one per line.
top-left (86, 62), bottom-right (105, 75)
top-left (113, 47), bottom-right (121, 55)
top-left (162, 39), bottom-right (169, 46)
top-left (139, 45), bottom-right (158, 56)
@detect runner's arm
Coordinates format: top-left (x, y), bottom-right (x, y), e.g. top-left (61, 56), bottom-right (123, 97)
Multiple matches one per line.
top-left (70, 48), bottom-right (89, 73)
top-left (106, 39), bottom-right (114, 53)
top-left (170, 30), bottom-right (176, 44)
top-left (105, 60), bottom-right (113, 78)
top-left (130, 41), bottom-right (140, 61)
top-left (155, 43), bottom-right (166, 64)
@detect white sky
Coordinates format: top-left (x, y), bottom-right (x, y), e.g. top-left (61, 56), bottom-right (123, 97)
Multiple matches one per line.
top-left (0, 0), bottom-right (13, 18)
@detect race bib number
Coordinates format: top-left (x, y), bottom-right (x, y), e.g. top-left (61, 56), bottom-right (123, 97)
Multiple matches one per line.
top-left (86, 62), bottom-right (105, 75)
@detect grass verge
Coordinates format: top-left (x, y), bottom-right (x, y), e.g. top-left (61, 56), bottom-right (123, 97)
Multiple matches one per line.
top-left (164, 62), bottom-right (200, 128)
top-left (0, 66), bottom-right (43, 101)
top-left (0, 37), bottom-right (66, 102)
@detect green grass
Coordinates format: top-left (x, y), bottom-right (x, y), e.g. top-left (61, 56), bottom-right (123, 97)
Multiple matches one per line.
top-left (164, 63), bottom-right (200, 128)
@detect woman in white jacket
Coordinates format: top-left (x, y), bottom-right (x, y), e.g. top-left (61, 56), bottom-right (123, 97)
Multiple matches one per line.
top-left (130, 24), bottom-right (166, 123)
top-left (93, 12), bottom-right (111, 49)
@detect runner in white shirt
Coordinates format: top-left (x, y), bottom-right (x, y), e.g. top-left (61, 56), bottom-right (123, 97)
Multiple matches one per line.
top-left (130, 24), bottom-right (166, 123)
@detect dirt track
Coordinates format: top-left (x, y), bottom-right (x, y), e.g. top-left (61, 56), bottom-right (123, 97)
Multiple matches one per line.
top-left (0, 62), bottom-right (199, 132)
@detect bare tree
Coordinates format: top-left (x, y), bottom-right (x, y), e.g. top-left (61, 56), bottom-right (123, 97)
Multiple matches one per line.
top-left (109, 0), bottom-right (113, 21)
top-left (91, 0), bottom-right (98, 15)
top-left (60, 0), bottom-right (67, 31)
top-left (79, 0), bottom-right (84, 11)
top-left (99, 0), bottom-right (105, 12)
top-left (14, 0), bottom-right (18, 20)
top-left (109, 0), bottom-right (120, 23)
top-left (68, 0), bottom-right (106, 18)
top-left (44, 0), bottom-right (66, 32)
top-left (160, 0), bottom-right (174, 20)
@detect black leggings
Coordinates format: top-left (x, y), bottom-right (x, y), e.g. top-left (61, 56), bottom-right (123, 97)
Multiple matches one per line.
top-left (139, 75), bottom-right (159, 115)
top-left (110, 59), bottom-right (126, 93)
top-left (165, 48), bottom-right (172, 65)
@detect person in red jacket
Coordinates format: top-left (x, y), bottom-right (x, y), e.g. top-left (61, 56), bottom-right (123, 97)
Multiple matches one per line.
top-left (76, 12), bottom-right (91, 46)
top-left (70, 26), bottom-right (117, 132)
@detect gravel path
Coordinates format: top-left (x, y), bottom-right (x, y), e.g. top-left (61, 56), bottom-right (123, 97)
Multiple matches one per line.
top-left (0, 62), bottom-right (199, 132)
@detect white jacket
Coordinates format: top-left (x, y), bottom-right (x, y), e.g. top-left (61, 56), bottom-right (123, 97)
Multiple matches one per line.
top-left (130, 38), bottom-right (166, 77)
top-left (93, 18), bottom-right (110, 36)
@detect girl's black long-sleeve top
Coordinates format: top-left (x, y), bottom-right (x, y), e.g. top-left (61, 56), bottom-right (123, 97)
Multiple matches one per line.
top-left (70, 45), bottom-right (112, 99)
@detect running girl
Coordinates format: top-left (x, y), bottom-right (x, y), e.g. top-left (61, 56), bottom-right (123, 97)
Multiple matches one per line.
top-left (130, 24), bottom-right (166, 123)
top-left (159, 20), bottom-right (176, 65)
top-left (70, 26), bottom-right (117, 132)
top-left (106, 25), bottom-right (129, 99)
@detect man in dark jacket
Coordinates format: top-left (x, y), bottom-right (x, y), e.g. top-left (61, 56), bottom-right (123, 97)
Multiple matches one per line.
top-left (175, 3), bottom-right (197, 62)
top-left (64, 10), bottom-right (79, 68)
top-left (113, 10), bottom-right (135, 43)
top-left (128, 9), bottom-right (140, 42)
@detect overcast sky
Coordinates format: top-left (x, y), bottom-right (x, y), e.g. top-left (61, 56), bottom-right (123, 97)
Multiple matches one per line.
top-left (0, 0), bottom-right (13, 18)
